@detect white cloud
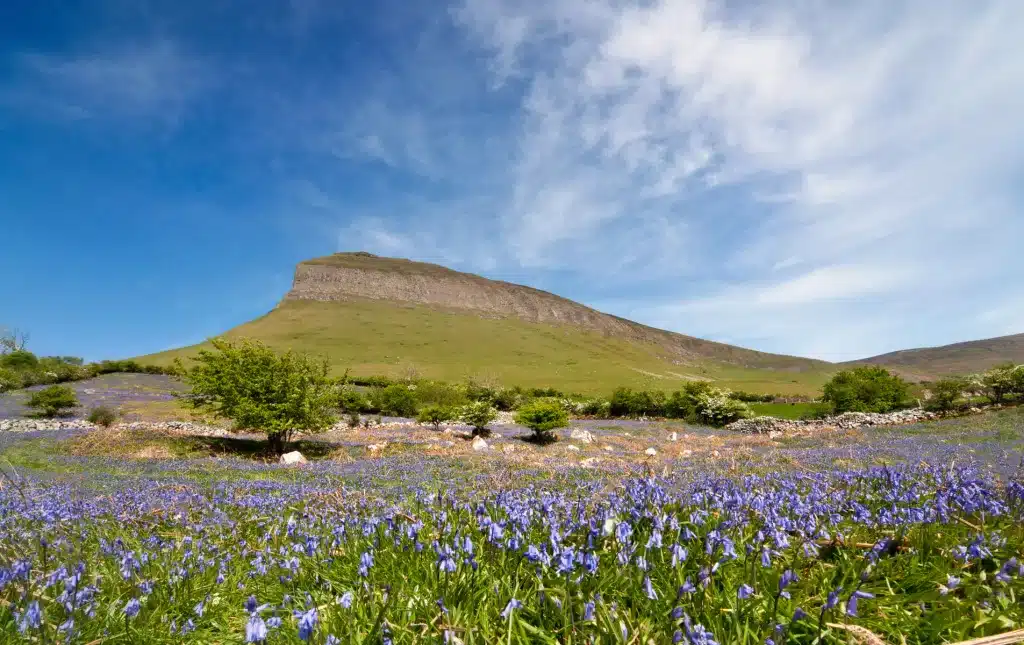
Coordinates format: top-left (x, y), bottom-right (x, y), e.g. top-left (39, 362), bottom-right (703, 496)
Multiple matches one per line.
top-left (9, 41), bottom-right (210, 124)
top-left (442, 0), bottom-right (1024, 357)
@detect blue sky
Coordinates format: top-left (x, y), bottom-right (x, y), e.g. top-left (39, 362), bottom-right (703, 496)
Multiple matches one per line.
top-left (2, 0), bottom-right (1023, 362)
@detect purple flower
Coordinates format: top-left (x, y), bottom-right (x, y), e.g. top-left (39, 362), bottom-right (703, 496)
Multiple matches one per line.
top-left (245, 614), bottom-right (267, 643)
top-left (501, 598), bottom-right (522, 619)
top-left (644, 576), bottom-right (658, 600)
top-left (738, 584), bottom-right (755, 599)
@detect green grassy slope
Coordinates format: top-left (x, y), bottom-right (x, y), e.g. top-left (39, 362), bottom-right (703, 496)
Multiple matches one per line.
top-left (850, 333), bottom-right (1024, 377)
top-left (142, 298), bottom-right (832, 395)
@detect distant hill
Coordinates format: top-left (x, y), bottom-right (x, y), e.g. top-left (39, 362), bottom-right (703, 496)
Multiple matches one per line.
top-left (142, 252), bottom-right (832, 395)
top-left (851, 333), bottom-right (1024, 378)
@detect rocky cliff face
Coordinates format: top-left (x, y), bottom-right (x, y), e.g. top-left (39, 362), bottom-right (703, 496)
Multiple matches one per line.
top-left (286, 253), bottom-right (639, 335)
top-left (283, 252), bottom-right (826, 370)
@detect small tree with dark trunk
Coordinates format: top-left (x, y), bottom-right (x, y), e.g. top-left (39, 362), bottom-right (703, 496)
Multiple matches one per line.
top-left (460, 401), bottom-right (496, 438)
top-left (178, 338), bottom-right (339, 455)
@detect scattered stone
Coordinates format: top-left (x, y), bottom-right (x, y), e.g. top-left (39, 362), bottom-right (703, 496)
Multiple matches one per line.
top-left (580, 457), bottom-right (601, 468)
top-left (668, 432), bottom-right (678, 442)
top-left (680, 449), bottom-right (693, 458)
top-left (569, 428), bottom-right (595, 443)
top-left (645, 447), bottom-right (657, 456)
top-left (502, 445), bottom-right (515, 454)
top-left (566, 445), bottom-right (580, 452)
top-left (471, 436), bottom-right (488, 451)
top-left (603, 445), bottom-right (614, 452)
top-left (367, 442), bottom-right (388, 454)
top-left (279, 451), bottom-right (307, 466)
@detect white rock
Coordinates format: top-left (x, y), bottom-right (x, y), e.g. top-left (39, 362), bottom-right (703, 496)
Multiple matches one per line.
top-left (502, 445), bottom-right (515, 454)
top-left (668, 432), bottom-right (678, 442)
top-left (580, 457), bottom-right (601, 468)
top-left (367, 442), bottom-right (388, 454)
top-left (603, 445), bottom-right (614, 452)
top-left (681, 449), bottom-right (693, 457)
top-left (279, 451), bottom-right (307, 465)
top-left (645, 447), bottom-right (657, 456)
top-left (471, 436), bottom-right (489, 451)
top-left (566, 445), bottom-right (580, 452)
top-left (569, 428), bottom-right (595, 444)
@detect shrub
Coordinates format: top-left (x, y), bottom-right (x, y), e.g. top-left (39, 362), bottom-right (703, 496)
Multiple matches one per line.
top-left (925, 377), bottom-right (968, 412)
top-left (347, 411), bottom-right (361, 428)
top-left (491, 387), bottom-right (523, 412)
top-left (465, 379), bottom-right (498, 404)
top-left (87, 406), bottom-right (118, 428)
top-left (821, 367), bottom-right (911, 414)
top-left (728, 390), bottom-right (774, 403)
top-left (417, 405), bottom-right (455, 431)
top-left (663, 382), bottom-right (714, 420)
top-left (0, 350), bottom-right (39, 371)
top-left (26, 385), bottom-right (78, 417)
top-left (373, 384), bottom-right (419, 417)
top-left (178, 338), bottom-right (340, 454)
top-left (413, 381), bottom-right (468, 408)
top-left (460, 401), bottom-right (497, 437)
top-left (693, 388), bottom-right (751, 427)
top-left (338, 389), bottom-right (370, 413)
top-left (608, 388), bottom-right (666, 418)
top-left (0, 367), bottom-right (20, 393)
top-left (514, 400), bottom-right (567, 443)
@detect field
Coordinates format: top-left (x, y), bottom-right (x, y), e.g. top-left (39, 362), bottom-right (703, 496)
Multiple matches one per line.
top-left (140, 299), bottom-right (833, 396)
top-left (2, 375), bottom-right (1024, 643)
top-left (748, 402), bottom-right (820, 420)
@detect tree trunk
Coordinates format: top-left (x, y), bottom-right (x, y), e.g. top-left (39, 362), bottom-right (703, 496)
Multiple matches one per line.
top-left (268, 431), bottom-right (286, 455)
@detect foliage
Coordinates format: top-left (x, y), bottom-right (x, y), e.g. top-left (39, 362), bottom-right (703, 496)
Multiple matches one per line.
top-left (87, 406), bottom-right (118, 428)
top-left (412, 381), bottom-right (468, 408)
top-left (178, 338), bottom-right (339, 454)
top-left (608, 387), bottom-right (666, 418)
top-left (514, 399), bottom-right (568, 442)
top-left (728, 390), bottom-right (775, 403)
top-left (372, 384), bottom-right (419, 417)
top-left (663, 382), bottom-right (714, 420)
top-left (460, 401), bottom-right (497, 437)
top-left (0, 367), bottom-right (19, 393)
top-left (980, 363), bottom-right (1024, 403)
top-left (338, 389), bottom-right (370, 413)
top-left (25, 385), bottom-right (78, 417)
top-left (821, 367), bottom-right (911, 414)
top-left (0, 350), bottom-right (39, 371)
top-left (416, 405), bottom-right (456, 431)
top-left (693, 387), bottom-right (752, 426)
top-left (925, 377), bottom-right (968, 412)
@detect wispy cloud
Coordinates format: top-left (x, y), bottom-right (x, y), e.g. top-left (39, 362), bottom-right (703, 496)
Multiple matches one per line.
top-left (8, 41), bottom-right (211, 124)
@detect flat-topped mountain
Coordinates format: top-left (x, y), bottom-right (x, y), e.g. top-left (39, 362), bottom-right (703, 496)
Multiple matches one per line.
top-left (144, 252), bottom-right (832, 394)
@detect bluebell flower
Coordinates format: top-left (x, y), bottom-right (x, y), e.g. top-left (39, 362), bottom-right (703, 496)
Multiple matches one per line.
top-left (245, 613), bottom-right (267, 642)
top-left (583, 601), bottom-right (595, 621)
top-left (339, 591), bottom-right (354, 608)
top-left (295, 608), bottom-right (318, 641)
top-left (17, 601), bottom-right (42, 634)
top-left (738, 584), bottom-right (755, 599)
top-left (501, 598), bottom-right (522, 619)
top-left (123, 598), bottom-right (141, 619)
top-left (644, 576), bottom-right (658, 600)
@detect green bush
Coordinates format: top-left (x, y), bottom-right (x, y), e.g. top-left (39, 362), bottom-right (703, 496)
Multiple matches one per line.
top-left (465, 379), bottom-right (498, 404)
top-left (373, 384), bottom-right (419, 417)
top-left (821, 366), bottom-right (911, 414)
top-left (178, 338), bottom-right (340, 454)
top-left (727, 390), bottom-right (774, 403)
top-left (608, 388), bottom-right (666, 417)
top-left (416, 405), bottom-right (456, 431)
top-left (662, 382), bottom-right (714, 420)
top-left (693, 388), bottom-right (751, 427)
top-left (460, 401), bottom-right (497, 437)
top-left (924, 377), bottom-right (968, 412)
top-left (413, 381), bottom-right (468, 408)
top-left (338, 389), bottom-right (370, 413)
top-left (26, 385), bottom-right (78, 418)
top-left (87, 406), bottom-right (118, 428)
top-left (491, 387), bottom-right (523, 412)
top-left (0, 367), bottom-right (20, 393)
top-left (0, 350), bottom-right (39, 371)
top-left (514, 400), bottom-right (567, 443)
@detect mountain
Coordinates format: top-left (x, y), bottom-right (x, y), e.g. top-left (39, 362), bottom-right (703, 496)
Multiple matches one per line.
top-left (142, 252), bottom-right (835, 395)
top-left (851, 333), bottom-right (1024, 377)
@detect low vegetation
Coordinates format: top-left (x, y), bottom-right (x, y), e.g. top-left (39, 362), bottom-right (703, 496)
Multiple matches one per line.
top-left (514, 399), bottom-right (568, 443)
top-left (86, 406), bottom-right (118, 428)
top-left (24, 385), bottom-right (78, 417)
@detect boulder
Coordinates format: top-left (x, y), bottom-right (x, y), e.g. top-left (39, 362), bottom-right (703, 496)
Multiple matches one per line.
top-left (279, 451), bottom-right (307, 466)
top-left (566, 445), bottom-right (580, 452)
top-left (569, 428), bottom-right (595, 444)
top-left (668, 432), bottom-right (678, 442)
top-left (645, 447), bottom-right (657, 456)
top-left (471, 436), bottom-right (489, 451)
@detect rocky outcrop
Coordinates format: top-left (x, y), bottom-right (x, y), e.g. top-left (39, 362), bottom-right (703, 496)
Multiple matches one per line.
top-left (280, 253), bottom-right (828, 370)
top-left (726, 409), bottom-right (940, 434)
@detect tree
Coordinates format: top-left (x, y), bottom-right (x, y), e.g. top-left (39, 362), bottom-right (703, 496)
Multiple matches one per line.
top-left (821, 367), bottom-right (910, 414)
top-left (0, 350), bottom-right (38, 371)
top-left (179, 338), bottom-right (340, 454)
top-left (925, 377), bottom-right (967, 412)
top-left (417, 405), bottom-right (455, 431)
top-left (981, 363), bottom-right (1021, 404)
top-left (0, 327), bottom-right (29, 354)
top-left (0, 367), bottom-right (19, 393)
top-left (460, 401), bottom-right (497, 437)
top-left (514, 399), bottom-right (568, 443)
top-left (25, 385), bottom-right (78, 418)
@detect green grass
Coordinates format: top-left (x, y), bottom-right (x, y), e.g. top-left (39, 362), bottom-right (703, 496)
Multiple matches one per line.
top-left (141, 299), bottom-right (832, 396)
top-left (749, 402), bottom-right (821, 419)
